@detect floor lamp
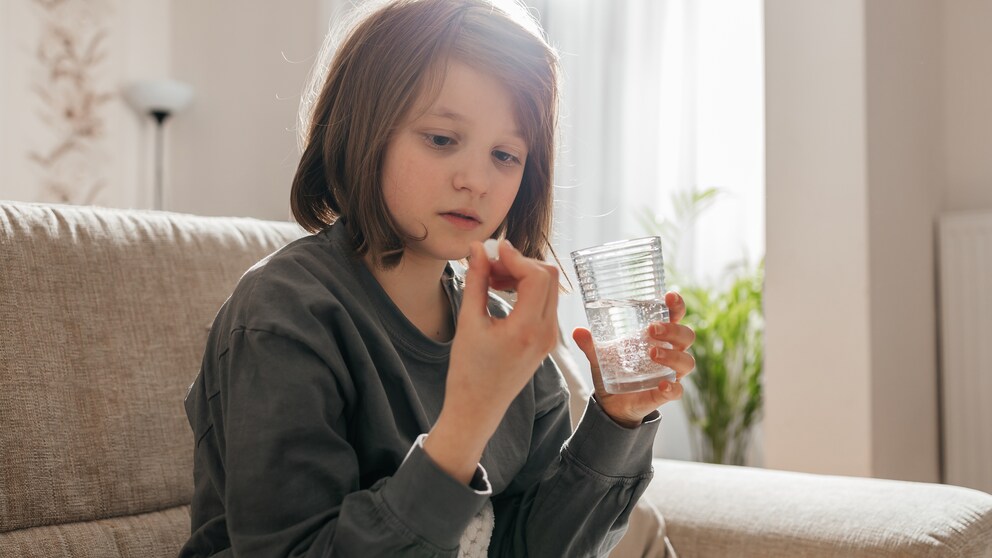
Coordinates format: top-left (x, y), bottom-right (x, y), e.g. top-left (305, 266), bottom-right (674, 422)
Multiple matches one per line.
top-left (123, 80), bottom-right (193, 211)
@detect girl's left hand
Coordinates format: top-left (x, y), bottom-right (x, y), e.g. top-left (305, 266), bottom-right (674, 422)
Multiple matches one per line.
top-left (572, 291), bottom-right (696, 428)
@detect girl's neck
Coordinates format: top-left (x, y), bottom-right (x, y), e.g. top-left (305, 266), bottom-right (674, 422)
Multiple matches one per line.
top-left (363, 251), bottom-right (454, 343)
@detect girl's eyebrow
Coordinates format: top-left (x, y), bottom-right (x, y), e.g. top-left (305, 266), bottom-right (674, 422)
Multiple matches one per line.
top-left (427, 108), bottom-right (526, 144)
top-left (428, 108), bottom-right (466, 122)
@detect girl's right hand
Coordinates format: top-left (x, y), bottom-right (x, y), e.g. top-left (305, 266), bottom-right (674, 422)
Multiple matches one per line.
top-left (424, 240), bottom-right (560, 483)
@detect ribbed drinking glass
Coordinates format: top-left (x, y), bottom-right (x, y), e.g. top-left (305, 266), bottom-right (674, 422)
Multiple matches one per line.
top-left (571, 236), bottom-right (676, 394)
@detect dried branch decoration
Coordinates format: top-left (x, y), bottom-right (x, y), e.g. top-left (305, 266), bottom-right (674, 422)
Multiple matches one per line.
top-left (28, 0), bottom-right (115, 205)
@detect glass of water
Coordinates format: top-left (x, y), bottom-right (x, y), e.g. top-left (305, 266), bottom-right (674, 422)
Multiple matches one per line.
top-left (571, 236), bottom-right (676, 394)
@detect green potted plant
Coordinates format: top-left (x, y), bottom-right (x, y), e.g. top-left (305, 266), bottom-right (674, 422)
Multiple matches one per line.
top-left (639, 188), bottom-right (764, 465)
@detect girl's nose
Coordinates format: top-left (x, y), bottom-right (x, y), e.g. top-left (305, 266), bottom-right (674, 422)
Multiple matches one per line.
top-left (452, 153), bottom-right (490, 195)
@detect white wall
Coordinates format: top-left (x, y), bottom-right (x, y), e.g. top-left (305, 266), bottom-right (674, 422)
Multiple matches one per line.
top-left (764, 0), bottom-right (874, 477)
top-left (864, 0), bottom-right (942, 482)
top-left (121, 0), bottom-right (172, 209)
top-left (765, 0), bottom-right (992, 483)
top-left (168, 0), bottom-right (322, 221)
top-left (942, 0), bottom-right (992, 210)
top-left (0, 1), bottom-right (324, 219)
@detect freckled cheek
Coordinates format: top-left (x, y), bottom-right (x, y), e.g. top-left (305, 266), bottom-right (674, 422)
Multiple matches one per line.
top-left (382, 175), bottom-right (418, 222)
top-left (384, 183), bottom-right (423, 222)
top-left (383, 158), bottom-right (433, 203)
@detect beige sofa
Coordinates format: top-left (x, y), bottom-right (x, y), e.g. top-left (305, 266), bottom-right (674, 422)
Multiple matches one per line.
top-left (1, 201), bottom-right (990, 558)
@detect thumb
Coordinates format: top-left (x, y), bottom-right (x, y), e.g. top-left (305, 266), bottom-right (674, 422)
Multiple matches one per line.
top-left (571, 327), bottom-right (600, 374)
top-left (573, 327), bottom-right (606, 395)
top-left (460, 242), bottom-right (492, 321)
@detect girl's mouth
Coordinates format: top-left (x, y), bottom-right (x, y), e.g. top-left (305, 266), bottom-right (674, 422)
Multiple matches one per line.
top-left (441, 211), bottom-right (482, 229)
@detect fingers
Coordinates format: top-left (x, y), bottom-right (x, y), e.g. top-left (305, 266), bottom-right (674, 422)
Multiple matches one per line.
top-left (572, 327), bottom-right (605, 393)
top-left (654, 379), bottom-right (684, 403)
top-left (498, 241), bottom-right (555, 326)
top-left (635, 379), bottom-right (685, 409)
top-left (665, 291), bottom-right (686, 323)
top-left (460, 242), bottom-right (492, 323)
top-left (571, 327), bottom-right (599, 370)
top-left (611, 378), bottom-right (685, 417)
top-left (648, 321), bottom-right (695, 352)
top-left (649, 346), bottom-right (696, 380)
top-left (487, 259), bottom-right (516, 292)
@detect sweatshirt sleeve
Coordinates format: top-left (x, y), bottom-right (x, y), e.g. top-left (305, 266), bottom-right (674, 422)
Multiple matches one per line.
top-left (488, 377), bottom-right (661, 558)
top-left (208, 328), bottom-right (490, 557)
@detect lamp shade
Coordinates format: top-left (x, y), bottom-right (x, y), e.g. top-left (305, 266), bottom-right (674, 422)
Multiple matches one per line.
top-left (122, 79), bottom-right (193, 115)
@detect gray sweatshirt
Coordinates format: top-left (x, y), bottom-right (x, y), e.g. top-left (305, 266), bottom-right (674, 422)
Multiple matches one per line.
top-left (180, 222), bottom-right (660, 557)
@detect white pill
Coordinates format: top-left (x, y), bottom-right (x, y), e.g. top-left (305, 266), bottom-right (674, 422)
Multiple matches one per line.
top-left (483, 238), bottom-right (500, 261)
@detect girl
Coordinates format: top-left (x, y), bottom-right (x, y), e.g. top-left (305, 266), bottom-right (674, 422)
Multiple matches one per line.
top-left (181, 0), bottom-right (695, 556)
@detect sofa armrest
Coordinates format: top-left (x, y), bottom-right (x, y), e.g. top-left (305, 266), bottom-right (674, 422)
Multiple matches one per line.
top-left (643, 459), bottom-right (992, 557)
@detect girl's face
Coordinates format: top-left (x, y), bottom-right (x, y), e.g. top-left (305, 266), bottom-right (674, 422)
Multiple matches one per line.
top-left (381, 60), bottom-right (527, 264)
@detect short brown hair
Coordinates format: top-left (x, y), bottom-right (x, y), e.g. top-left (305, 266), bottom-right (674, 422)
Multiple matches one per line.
top-left (291, 0), bottom-right (560, 269)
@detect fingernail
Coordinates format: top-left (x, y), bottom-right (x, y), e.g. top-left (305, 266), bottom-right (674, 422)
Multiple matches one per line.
top-left (652, 324), bottom-right (666, 336)
top-left (664, 383), bottom-right (674, 393)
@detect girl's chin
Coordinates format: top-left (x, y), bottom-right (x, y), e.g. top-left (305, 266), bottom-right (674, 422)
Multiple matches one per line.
top-left (402, 242), bottom-right (474, 263)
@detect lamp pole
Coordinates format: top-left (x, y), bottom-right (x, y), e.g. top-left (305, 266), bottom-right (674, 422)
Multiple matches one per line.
top-left (151, 110), bottom-right (170, 211)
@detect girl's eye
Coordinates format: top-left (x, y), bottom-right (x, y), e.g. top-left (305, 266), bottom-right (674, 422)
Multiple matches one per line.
top-left (493, 150), bottom-right (522, 166)
top-left (425, 134), bottom-right (454, 148)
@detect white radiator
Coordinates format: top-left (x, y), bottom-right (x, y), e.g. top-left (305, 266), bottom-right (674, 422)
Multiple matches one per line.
top-left (937, 210), bottom-right (992, 493)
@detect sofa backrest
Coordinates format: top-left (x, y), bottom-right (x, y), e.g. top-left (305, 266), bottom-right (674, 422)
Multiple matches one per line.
top-left (0, 202), bottom-right (305, 557)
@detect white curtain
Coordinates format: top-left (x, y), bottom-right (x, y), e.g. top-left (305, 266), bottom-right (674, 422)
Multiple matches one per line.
top-left (531, 0), bottom-right (701, 462)
top-left (528, 0), bottom-right (699, 348)
top-left (531, 0), bottom-right (697, 257)
top-left (532, 0), bottom-right (764, 463)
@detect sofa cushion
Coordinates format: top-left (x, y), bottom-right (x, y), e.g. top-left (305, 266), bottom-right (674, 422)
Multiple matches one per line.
top-left (0, 202), bottom-right (304, 536)
top-left (0, 505), bottom-right (190, 558)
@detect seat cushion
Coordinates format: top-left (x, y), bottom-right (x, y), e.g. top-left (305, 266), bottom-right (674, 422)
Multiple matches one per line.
top-left (0, 506), bottom-right (191, 558)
